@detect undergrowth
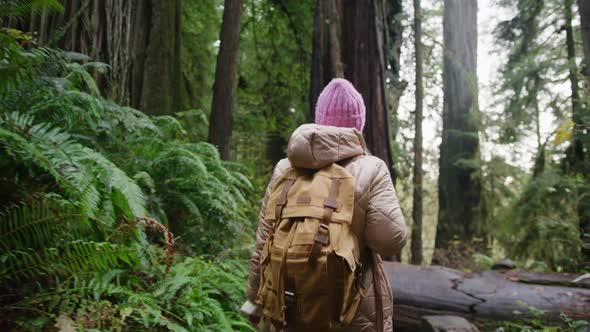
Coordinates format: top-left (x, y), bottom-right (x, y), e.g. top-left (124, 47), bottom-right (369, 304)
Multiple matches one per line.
top-left (0, 27), bottom-right (256, 331)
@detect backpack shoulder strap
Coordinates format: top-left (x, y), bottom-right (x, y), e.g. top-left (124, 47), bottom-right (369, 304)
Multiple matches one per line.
top-left (275, 178), bottom-right (296, 222)
top-left (308, 176), bottom-right (340, 263)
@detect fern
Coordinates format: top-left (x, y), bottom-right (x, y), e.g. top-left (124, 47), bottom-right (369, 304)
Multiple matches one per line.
top-left (0, 112), bottom-right (146, 220)
top-left (0, 112), bottom-right (94, 200)
top-left (1, 240), bottom-right (136, 282)
top-left (0, 34), bottom-right (257, 331)
top-left (500, 169), bottom-right (581, 270)
top-left (0, 195), bottom-right (99, 251)
top-left (0, 0), bottom-right (63, 18)
top-left (85, 149), bottom-right (146, 219)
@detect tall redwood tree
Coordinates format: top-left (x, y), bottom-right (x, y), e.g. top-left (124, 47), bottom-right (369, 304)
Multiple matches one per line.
top-left (7, 0), bottom-right (182, 116)
top-left (436, 0), bottom-right (481, 248)
top-left (573, 0), bottom-right (590, 264)
top-left (411, 0), bottom-right (424, 265)
top-left (310, 0), bottom-right (401, 182)
top-left (208, 0), bottom-right (244, 160)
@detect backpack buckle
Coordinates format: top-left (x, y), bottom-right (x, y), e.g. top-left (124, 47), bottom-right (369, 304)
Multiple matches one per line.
top-left (324, 199), bottom-right (338, 210)
top-left (314, 225), bottom-right (330, 245)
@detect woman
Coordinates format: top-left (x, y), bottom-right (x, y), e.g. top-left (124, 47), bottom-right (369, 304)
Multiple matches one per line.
top-left (243, 78), bottom-right (407, 332)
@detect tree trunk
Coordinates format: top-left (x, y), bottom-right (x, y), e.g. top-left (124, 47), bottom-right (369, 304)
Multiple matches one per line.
top-left (208, 0), bottom-right (243, 160)
top-left (565, 0), bottom-right (590, 267)
top-left (5, 0), bottom-right (182, 116)
top-left (578, 0), bottom-right (590, 80)
top-left (386, 0), bottom-right (406, 182)
top-left (310, 0), bottom-right (397, 183)
top-left (565, 0), bottom-right (590, 266)
top-left (327, 0), bottom-right (344, 79)
top-left (385, 263), bottom-right (590, 331)
top-left (140, 0), bottom-right (182, 116)
top-left (577, 1), bottom-right (590, 264)
top-left (565, 0), bottom-right (580, 118)
top-left (411, 0), bottom-right (424, 265)
top-left (309, 0), bottom-right (328, 121)
top-left (436, 0), bottom-right (480, 248)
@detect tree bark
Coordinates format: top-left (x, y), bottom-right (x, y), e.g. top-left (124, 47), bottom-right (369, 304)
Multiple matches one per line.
top-left (385, 263), bottom-right (590, 331)
top-left (436, 0), bottom-right (481, 248)
top-left (309, 0), bottom-right (327, 121)
top-left (385, 0), bottom-right (405, 159)
top-left (565, 0), bottom-right (580, 118)
top-left (140, 0), bottom-right (182, 116)
top-left (208, 0), bottom-right (243, 160)
top-left (565, 0), bottom-right (590, 267)
top-left (5, 0), bottom-right (182, 116)
top-left (577, 2), bottom-right (590, 260)
top-left (578, 0), bottom-right (590, 80)
top-left (327, 0), bottom-right (344, 79)
top-left (411, 0), bottom-right (424, 265)
top-left (310, 0), bottom-right (397, 183)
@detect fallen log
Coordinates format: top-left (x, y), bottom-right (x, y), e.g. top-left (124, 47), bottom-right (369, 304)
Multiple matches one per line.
top-left (384, 263), bottom-right (590, 331)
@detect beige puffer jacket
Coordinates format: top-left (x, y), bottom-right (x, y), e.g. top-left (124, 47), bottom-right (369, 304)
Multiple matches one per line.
top-left (245, 124), bottom-right (407, 332)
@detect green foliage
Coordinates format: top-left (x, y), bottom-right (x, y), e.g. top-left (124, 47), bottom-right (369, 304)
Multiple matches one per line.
top-left (498, 168), bottom-right (582, 271)
top-left (488, 0), bottom-right (590, 272)
top-left (0, 198), bottom-right (134, 282)
top-left (6, 256), bottom-right (254, 331)
top-left (236, 0), bottom-right (313, 174)
top-left (180, 0), bottom-right (220, 113)
top-left (0, 30), bottom-right (255, 331)
top-left (0, 0), bottom-right (63, 19)
top-left (497, 312), bottom-right (589, 332)
top-left (0, 32), bottom-right (255, 254)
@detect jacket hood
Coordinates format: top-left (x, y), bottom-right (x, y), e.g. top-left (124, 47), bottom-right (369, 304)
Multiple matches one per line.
top-left (287, 124), bottom-right (366, 169)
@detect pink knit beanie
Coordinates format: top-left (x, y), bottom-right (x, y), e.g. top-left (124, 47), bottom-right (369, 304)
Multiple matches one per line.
top-left (315, 78), bottom-right (366, 132)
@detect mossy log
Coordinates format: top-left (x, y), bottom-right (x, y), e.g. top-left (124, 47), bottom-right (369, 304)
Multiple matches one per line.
top-left (384, 263), bottom-right (590, 331)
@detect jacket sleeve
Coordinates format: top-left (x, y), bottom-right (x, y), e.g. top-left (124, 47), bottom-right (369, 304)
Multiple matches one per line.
top-left (246, 163), bottom-right (285, 303)
top-left (364, 160), bottom-right (407, 257)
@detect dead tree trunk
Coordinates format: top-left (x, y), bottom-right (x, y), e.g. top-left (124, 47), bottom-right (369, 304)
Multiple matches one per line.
top-left (384, 263), bottom-right (590, 331)
top-left (436, 0), bottom-right (481, 248)
top-left (310, 0), bottom-right (398, 183)
top-left (411, 0), bottom-right (424, 265)
top-left (208, 0), bottom-right (243, 160)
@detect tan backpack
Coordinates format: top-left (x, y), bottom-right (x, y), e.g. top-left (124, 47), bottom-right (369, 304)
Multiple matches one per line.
top-left (255, 163), bottom-right (365, 329)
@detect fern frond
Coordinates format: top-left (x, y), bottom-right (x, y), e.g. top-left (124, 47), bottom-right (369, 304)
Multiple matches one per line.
top-left (0, 0), bottom-right (63, 19)
top-left (184, 142), bottom-right (221, 161)
top-left (0, 195), bottom-right (104, 251)
top-left (0, 240), bottom-right (136, 282)
top-left (1, 112), bottom-right (147, 219)
top-left (153, 116), bottom-right (185, 139)
top-left (85, 149), bottom-right (146, 218)
top-left (0, 112), bottom-right (90, 197)
top-left (153, 146), bottom-right (208, 180)
top-left (64, 62), bottom-right (102, 97)
top-left (166, 191), bottom-right (202, 222)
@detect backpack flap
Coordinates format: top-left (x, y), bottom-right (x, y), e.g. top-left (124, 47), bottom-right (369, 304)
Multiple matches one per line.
top-left (264, 165), bottom-right (355, 224)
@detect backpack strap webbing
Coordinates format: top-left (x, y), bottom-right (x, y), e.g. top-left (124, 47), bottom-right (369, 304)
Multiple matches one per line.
top-left (373, 253), bottom-right (384, 332)
top-left (275, 179), bottom-right (296, 222)
top-left (308, 177), bottom-right (340, 263)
